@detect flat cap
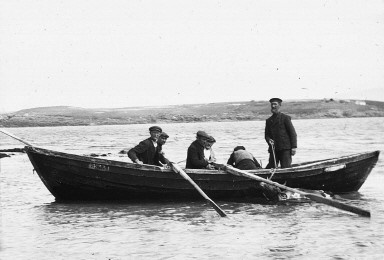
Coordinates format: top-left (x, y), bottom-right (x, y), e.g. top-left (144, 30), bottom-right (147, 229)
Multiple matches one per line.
top-left (234, 146), bottom-right (246, 151)
top-left (149, 126), bottom-right (162, 132)
top-left (269, 98), bottom-right (282, 103)
top-left (207, 136), bottom-right (216, 143)
top-left (196, 130), bottom-right (209, 139)
top-left (159, 132), bottom-right (169, 138)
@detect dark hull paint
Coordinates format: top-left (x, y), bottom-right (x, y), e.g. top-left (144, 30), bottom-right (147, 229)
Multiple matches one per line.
top-left (25, 146), bottom-right (380, 201)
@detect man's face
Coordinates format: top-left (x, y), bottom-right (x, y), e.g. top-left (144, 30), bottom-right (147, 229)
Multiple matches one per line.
top-left (198, 137), bottom-right (207, 146)
top-left (158, 137), bottom-right (167, 145)
top-left (150, 131), bottom-right (161, 141)
top-left (270, 102), bottom-right (281, 114)
top-left (204, 142), bottom-right (213, 149)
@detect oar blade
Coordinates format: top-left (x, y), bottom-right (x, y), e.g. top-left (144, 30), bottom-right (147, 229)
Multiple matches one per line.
top-left (305, 194), bottom-right (371, 217)
top-left (207, 200), bottom-right (227, 217)
top-left (215, 163), bottom-right (371, 217)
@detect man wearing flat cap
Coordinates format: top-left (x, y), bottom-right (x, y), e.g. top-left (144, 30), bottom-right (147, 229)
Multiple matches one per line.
top-left (128, 126), bottom-right (168, 166)
top-left (204, 135), bottom-right (217, 164)
top-left (158, 132), bottom-right (169, 145)
top-left (265, 98), bottom-right (297, 168)
top-left (156, 132), bottom-right (170, 166)
top-left (186, 131), bottom-right (215, 169)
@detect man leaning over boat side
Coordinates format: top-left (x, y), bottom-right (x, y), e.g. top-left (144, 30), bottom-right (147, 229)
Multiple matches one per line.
top-left (226, 146), bottom-right (261, 170)
top-left (128, 126), bottom-right (168, 166)
top-left (226, 145), bottom-right (281, 201)
top-left (186, 131), bottom-right (215, 170)
top-left (265, 98), bottom-right (297, 169)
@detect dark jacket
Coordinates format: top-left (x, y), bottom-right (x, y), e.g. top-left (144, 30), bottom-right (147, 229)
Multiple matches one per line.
top-left (265, 112), bottom-right (297, 152)
top-left (186, 140), bottom-right (209, 169)
top-left (128, 138), bottom-right (166, 166)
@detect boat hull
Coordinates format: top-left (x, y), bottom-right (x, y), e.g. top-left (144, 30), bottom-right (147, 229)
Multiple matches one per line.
top-left (25, 146), bottom-right (380, 201)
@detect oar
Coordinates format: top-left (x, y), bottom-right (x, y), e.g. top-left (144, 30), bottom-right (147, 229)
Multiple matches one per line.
top-left (167, 159), bottom-right (227, 217)
top-left (0, 129), bottom-right (33, 146)
top-left (176, 159), bottom-right (186, 164)
top-left (270, 141), bottom-right (277, 169)
top-left (269, 140), bottom-right (277, 179)
top-left (213, 163), bottom-right (371, 217)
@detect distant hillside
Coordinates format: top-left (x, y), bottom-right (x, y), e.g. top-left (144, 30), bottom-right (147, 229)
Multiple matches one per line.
top-left (1, 99), bottom-right (384, 127)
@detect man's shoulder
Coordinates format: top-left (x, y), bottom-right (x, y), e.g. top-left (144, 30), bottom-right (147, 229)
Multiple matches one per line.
top-left (280, 113), bottom-right (292, 120)
top-left (188, 140), bottom-right (197, 147)
top-left (139, 138), bottom-right (152, 145)
top-left (266, 113), bottom-right (292, 122)
top-left (188, 140), bottom-right (201, 149)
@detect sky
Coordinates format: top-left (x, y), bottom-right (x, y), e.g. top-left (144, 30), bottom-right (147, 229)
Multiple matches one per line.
top-left (1, 0), bottom-right (383, 112)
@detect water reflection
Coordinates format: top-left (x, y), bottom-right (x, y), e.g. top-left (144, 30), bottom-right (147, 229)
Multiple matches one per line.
top-left (37, 201), bottom-right (227, 225)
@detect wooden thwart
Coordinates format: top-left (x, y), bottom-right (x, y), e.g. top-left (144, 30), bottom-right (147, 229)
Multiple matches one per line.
top-left (214, 163), bottom-right (371, 217)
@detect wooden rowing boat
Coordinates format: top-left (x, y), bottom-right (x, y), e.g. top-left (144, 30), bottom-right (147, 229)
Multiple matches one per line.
top-left (24, 146), bottom-right (380, 201)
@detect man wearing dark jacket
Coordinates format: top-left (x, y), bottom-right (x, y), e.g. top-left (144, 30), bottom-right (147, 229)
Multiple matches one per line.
top-left (186, 131), bottom-right (214, 169)
top-left (265, 98), bottom-right (297, 168)
top-left (128, 126), bottom-right (168, 166)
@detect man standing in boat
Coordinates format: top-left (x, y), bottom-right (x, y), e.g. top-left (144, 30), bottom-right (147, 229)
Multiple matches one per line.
top-left (186, 131), bottom-right (215, 169)
top-left (128, 126), bottom-right (168, 166)
top-left (265, 98), bottom-right (297, 168)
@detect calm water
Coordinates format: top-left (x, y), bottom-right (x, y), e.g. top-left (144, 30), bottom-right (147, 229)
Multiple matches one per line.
top-left (1, 118), bottom-right (384, 259)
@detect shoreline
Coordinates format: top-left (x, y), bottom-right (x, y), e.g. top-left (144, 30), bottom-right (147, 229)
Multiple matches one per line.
top-left (1, 99), bottom-right (384, 128)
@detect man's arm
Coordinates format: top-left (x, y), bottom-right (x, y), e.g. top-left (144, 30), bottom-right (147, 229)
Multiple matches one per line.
top-left (265, 120), bottom-right (275, 150)
top-left (128, 140), bottom-right (148, 164)
top-left (187, 145), bottom-right (208, 168)
top-left (284, 116), bottom-right (297, 155)
top-left (265, 120), bottom-right (273, 144)
top-left (209, 148), bottom-right (216, 163)
top-left (157, 149), bottom-right (170, 165)
top-left (252, 156), bottom-right (262, 168)
top-left (227, 153), bottom-right (235, 166)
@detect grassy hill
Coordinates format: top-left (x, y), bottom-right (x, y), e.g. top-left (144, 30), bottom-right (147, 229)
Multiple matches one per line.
top-left (1, 99), bottom-right (383, 127)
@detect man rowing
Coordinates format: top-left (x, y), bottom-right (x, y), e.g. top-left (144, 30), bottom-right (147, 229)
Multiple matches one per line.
top-left (128, 126), bottom-right (168, 166)
top-left (186, 131), bottom-right (215, 169)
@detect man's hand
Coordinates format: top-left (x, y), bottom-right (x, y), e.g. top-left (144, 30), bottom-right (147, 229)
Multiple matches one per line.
top-left (206, 164), bottom-right (215, 170)
top-left (135, 159), bottom-right (143, 164)
top-left (291, 148), bottom-right (297, 156)
top-left (268, 139), bottom-right (275, 146)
